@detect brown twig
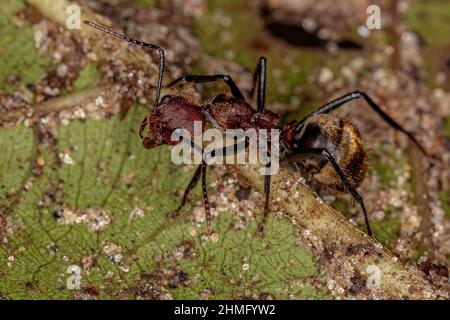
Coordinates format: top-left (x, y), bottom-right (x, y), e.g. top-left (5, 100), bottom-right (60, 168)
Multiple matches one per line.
top-left (1, 86), bottom-right (104, 125)
top-left (235, 164), bottom-right (449, 299)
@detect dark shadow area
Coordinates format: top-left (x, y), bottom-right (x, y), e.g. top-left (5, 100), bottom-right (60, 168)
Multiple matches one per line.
top-left (261, 6), bottom-right (363, 50)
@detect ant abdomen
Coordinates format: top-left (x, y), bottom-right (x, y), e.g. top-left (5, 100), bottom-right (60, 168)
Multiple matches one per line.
top-left (294, 114), bottom-right (368, 191)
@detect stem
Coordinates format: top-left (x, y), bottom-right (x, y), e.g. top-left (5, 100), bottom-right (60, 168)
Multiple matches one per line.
top-left (235, 164), bottom-right (449, 299)
top-left (2, 87), bottom-right (104, 124)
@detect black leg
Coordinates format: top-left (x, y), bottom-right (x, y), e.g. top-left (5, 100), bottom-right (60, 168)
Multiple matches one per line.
top-left (249, 57), bottom-right (267, 112)
top-left (257, 173), bottom-right (271, 235)
top-left (293, 148), bottom-right (373, 237)
top-left (84, 20), bottom-right (165, 109)
top-left (295, 90), bottom-right (429, 157)
top-left (170, 133), bottom-right (248, 235)
top-left (169, 158), bottom-right (212, 237)
top-left (167, 75), bottom-right (244, 100)
top-left (169, 164), bottom-right (202, 217)
top-left (204, 140), bottom-right (249, 163)
top-left (324, 150), bottom-right (372, 237)
top-left (257, 137), bottom-right (272, 236)
top-left (201, 161), bottom-right (212, 236)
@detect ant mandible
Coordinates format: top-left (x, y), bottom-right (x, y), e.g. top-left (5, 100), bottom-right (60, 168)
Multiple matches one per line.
top-left (84, 20), bottom-right (430, 238)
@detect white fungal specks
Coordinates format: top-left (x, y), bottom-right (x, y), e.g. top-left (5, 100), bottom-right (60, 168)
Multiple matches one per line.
top-left (55, 205), bottom-right (111, 232)
top-left (103, 243), bottom-right (123, 264)
top-left (59, 152), bottom-right (75, 165)
top-left (129, 206), bottom-right (145, 220)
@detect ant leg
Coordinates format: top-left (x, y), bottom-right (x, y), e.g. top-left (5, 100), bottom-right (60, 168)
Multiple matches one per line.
top-left (166, 75), bottom-right (245, 100)
top-left (201, 160), bottom-right (213, 236)
top-left (202, 138), bottom-right (251, 236)
top-left (169, 164), bottom-right (202, 217)
top-left (325, 151), bottom-right (373, 237)
top-left (292, 148), bottom-right (373, 237)
top-left (257, 138), bottom-right (272, 236)
top-left (207, 131), bottom-right (272, 236)
top-left (167, 138), bottom-right (204, 214)
top-left (249, 57), bottom-right (267, 112)
top-left (295, 91), bottom-right (428, 156)
top-left (257, 173), bottom-right (271, 236)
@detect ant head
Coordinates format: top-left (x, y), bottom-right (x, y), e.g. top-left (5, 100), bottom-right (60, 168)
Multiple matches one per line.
top-left (141, 123), bottom-right (166, 149)
top-left (142, 137), bottom-right (161, 149)
top-left (139, 115), bottom-right (164, 149)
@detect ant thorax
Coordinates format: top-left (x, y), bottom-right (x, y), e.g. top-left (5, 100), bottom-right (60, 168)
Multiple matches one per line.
top-left (207, 94), bottom-right (279, 131)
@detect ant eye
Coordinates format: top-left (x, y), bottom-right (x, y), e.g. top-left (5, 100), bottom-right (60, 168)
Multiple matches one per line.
top-left (160, 95), bottom-right (173, 104)
top-left (212, 93), bottom-right (227, 104)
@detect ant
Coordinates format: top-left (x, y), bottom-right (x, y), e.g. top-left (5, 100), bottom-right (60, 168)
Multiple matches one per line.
top-left (84, 20), bottom-right (431, 238)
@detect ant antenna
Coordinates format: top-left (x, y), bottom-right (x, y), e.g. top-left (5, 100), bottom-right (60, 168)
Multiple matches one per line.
top-left (83, 20), bottom-right (165, 110)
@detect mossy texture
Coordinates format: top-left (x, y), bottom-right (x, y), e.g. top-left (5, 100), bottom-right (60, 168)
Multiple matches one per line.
top-left (0, 0), bottom-right (49, 94)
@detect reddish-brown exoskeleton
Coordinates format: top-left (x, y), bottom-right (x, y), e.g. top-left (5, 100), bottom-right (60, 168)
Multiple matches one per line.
top-left (85, 21), bottom-right (430, 238)
top-left (85, 21), bottom-right (278, 236)
top-left (139, 78), bottom-right (279, 236)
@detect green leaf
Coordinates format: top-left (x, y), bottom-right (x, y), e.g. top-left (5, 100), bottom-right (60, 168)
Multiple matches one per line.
top-left (73, 63), bottom-right (101, 93)
top-left (405, 0), bottom-right (450, 47)
top-left (0, 0), bottom-right (49, 94)
top-left (0, 108), bottom-right (328, 299)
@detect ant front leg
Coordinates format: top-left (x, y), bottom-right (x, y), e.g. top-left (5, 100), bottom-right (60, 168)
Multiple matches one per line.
top-left (168, 164), bottom-right (202, 218)
top-left (166, 75), bottom-right (245, 100)
top-left (169, 160), bottom-right (213, 237)
top-left (168, 140), bottom-right (205, 216)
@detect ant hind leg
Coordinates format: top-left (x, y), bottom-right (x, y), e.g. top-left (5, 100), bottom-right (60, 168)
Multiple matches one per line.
top-left (292, 148), bottom-right (373, 238)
